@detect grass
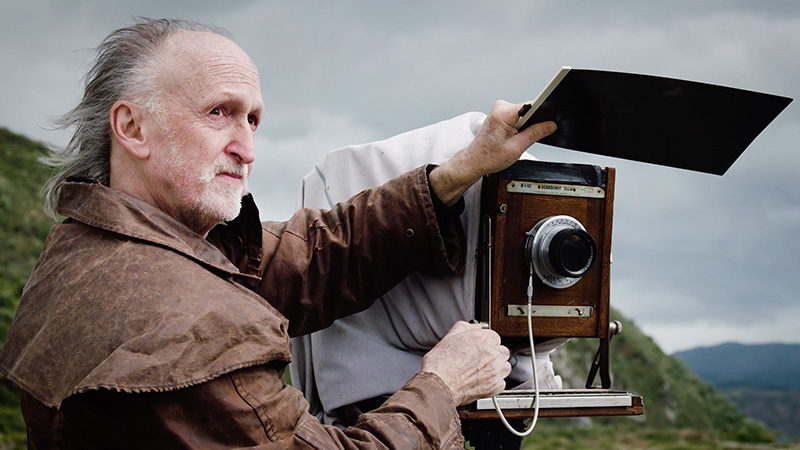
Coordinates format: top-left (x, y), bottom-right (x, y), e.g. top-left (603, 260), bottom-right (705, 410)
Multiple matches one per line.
top-left (518, 423), bottom-right (799, 450)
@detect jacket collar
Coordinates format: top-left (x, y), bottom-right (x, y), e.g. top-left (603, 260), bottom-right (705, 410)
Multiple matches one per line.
top-left (57, 180), bottom-right (263, 282)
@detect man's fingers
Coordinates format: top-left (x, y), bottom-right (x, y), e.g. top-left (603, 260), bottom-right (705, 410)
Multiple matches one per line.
top-left (422, 323), bottom-right (514, 404)
top-left (500, 344), bottom-right (511, 361)
top-left (445, 320), bottom-right (478, 335)
top-left (445, 321), bottom-right (503, 346)
top-left (525, 120), bottom-right (558, 141)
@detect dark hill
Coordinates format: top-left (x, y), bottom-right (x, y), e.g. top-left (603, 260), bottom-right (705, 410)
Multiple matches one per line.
top-left (0, 127), bottom-right (55, 448)
top-left (548, 311), bottom-right (771, 432)
top-left (673, 342), bottom-right (800, 439)
top-left (673, 342), bottom-right (800, 390)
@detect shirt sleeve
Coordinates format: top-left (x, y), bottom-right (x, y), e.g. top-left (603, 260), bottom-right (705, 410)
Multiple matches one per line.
top-left (258, 165), bottom-right (467, 337)
top-left (54, 365), bottom-right (464, 450)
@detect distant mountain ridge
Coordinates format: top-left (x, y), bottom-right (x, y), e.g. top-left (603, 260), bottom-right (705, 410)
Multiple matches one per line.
top-left (673, 342), bottom-right (800, 439)
top-left (673, 342), bottom-right (800, 389)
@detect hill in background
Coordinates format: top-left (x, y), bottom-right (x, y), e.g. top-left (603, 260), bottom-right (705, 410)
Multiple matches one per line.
top-left (673, 343), bottom-right (800, 390)
top-left (674, 342), bottom-right (800, 439)
top-left (0, 127), bottom-right (55, 448)
top-left (518, 310), bottom-right (780, 448)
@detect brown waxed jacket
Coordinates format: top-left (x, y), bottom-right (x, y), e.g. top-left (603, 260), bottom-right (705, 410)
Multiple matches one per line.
top-left (0, 166), bottom-right (467, 449)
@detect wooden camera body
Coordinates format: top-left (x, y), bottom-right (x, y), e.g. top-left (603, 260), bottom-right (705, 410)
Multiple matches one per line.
top-left (476, 159), bottom-right (616, 388)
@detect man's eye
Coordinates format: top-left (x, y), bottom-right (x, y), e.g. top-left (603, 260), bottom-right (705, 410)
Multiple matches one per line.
top-left (210, 108), bottom-right (222, 116)
top-left (247, 115), bottom-right (258, 126)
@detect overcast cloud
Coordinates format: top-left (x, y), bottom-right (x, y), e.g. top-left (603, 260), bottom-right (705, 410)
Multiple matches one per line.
top-left (1, 0), bottom-right (798, 353)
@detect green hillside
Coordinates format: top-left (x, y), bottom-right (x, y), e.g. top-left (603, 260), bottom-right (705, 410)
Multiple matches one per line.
top-left (0, 127), bottom-right (792, 449)
top-left (0, 127), bottom-right (55, 448)
top-left (723, 387), bottom-right (800, 439)
top-left (521, 310), bottom-right (782, 449)
top-left (673, 343), bottom-right (800, 439)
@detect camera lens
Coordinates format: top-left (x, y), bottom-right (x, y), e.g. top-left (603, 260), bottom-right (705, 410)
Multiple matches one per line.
top-left (549, 229), bottom-right (596, 277)
top-left (525, 215), bottom-right (597, 289)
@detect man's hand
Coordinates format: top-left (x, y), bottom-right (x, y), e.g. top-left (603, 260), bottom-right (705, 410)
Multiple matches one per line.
top-left (420, 321), bottom-right (512, 406)
top-left (428, 100), bottom-right (557, 206)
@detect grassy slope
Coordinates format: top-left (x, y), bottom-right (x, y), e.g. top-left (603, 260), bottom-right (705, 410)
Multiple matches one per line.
top-left (0, 127), bottom-right (55, 448)
top-left (520, 308), bottom-right (781, 448)
top-left (723, 387), bottom-right (800, 440)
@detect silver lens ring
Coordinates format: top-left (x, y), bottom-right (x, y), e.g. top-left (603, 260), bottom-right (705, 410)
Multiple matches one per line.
top-left (525, 215), bottom-right (596, 289)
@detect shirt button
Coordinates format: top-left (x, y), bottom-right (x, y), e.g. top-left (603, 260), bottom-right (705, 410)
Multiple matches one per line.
top-left (405, 228), bottom-right (415, 238)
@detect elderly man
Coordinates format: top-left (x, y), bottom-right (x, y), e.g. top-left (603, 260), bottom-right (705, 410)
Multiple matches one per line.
top-left (0, 18), bottom-right (555, 449)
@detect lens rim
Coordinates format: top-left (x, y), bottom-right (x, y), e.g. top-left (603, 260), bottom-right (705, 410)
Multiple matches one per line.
top-left (547, 228), bottom-right (597, 277)
top-left (526, 215), bottom-right (597, 289)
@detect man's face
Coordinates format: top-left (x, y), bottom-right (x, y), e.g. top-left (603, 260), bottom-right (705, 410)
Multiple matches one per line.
top-left (143, 31), bottom-right (264, 233)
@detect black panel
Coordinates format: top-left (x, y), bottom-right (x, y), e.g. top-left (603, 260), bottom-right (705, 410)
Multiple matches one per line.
top-left (518, 69), bottom-right (792, 175)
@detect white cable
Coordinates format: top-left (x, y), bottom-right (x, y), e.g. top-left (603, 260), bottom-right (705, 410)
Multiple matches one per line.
top-left (491, 268), bottom-right (540, 437)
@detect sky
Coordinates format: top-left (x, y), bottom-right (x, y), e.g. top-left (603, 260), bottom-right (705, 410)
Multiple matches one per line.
top-left (1, 0), bottom-right (798, 354)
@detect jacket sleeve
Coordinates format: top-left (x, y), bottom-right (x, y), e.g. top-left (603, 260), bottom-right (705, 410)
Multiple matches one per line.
top-left (257, 165), bottom-right (466, 337)
top-left (51, 365), bottom-right (464, 450)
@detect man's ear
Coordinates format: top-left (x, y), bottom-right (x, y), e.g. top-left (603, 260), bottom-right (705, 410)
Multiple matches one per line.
top-left (110, 100), bottom-right (150, 159)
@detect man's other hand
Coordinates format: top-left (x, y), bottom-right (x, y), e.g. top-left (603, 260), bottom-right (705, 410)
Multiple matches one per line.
top-left (420, 321), bottom-right (512, 406)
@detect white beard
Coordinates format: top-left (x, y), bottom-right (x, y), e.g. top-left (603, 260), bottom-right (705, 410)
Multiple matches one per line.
top-left (160, 141), bottom-right (249, 226)
top-left (196, 159), bottom-right (249, 222)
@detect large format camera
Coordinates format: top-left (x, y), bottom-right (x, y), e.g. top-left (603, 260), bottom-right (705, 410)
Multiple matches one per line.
top-left (476, 160), bottom-right (621, 391)
top-left (459, 158), bottom-right (639, 430)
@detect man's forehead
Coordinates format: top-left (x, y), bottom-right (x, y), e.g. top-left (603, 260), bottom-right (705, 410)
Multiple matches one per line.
top-left (158, 30), bottom-right (262, 100)
top-left (162, 32), bottom-right (257, 75)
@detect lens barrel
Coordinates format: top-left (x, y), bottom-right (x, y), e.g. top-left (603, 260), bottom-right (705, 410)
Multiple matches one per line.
top-left (549, 228), bottom-right (596, 277)
top-left (526, 216), bottom-right (597, 289)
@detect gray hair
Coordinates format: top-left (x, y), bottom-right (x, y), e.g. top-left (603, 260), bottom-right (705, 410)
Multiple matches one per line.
top-left (42, 17), bottom-right (232, 219)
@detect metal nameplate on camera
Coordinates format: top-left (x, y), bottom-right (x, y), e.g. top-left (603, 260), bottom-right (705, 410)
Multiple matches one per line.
top-left (506, 305), bottom-right (593, 318)
top-left (506, 181), bottom-right (605, 198)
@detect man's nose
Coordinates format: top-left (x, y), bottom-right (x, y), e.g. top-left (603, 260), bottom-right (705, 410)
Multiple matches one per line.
top-left (226, 119), bottom-right (256, 164)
